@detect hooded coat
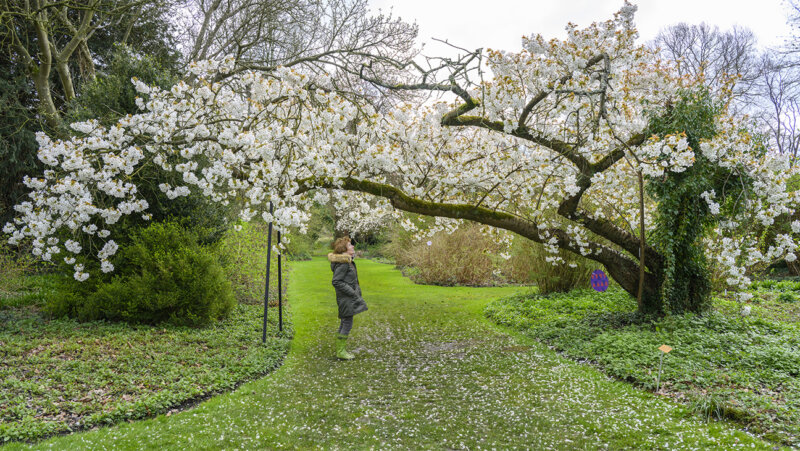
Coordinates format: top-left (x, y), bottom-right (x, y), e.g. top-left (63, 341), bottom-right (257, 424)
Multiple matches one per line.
top-left (328, 253), bottom-right (368, 318)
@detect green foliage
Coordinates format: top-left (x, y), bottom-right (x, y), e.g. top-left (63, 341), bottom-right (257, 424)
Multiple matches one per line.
top-left (284, 232), bottom-right (315, 261)
top-left (0, 61), bottom-right (43, 226)
top-left (484, 286), bottom-right (639, 332)
top-left (0, 272), bottom-right (58, 311)
top-left (750, 278), bottom-right (800, 293)
top-left (752, 279), bottom-right (778, 290)
top-left (282, 204), bottom-right (333, 260)
top-left (0, 301), bottom-right (290, 444)
top-left (214, 222), bottom-right (285, 305)
top-left (85, 2), bottom-right (181, 79)
top-left (646, 89), bottom-right (748, 314)
top-left (486, 289), bottom-right (800, 446)
top-left (66, 44), bottom-right (178, 127)
top-left (354, 232), bottom-right (391, 261)
top-left (47, 222), bottom-right (235, 326)
top-left (0, 241), bottom-right (41, 300)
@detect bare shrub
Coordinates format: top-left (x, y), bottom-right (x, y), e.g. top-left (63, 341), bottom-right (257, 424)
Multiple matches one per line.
top-left (387, 224), bottom-right (499, 286)
top-left (502, 236), bottom-right (595, 294)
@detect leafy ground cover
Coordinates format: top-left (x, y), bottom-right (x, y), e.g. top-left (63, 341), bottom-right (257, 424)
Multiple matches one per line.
top-left (7, 258), bottom-right (776, 449)
top-left (0, 276), bottom-right (291, 444)
top-left (485, 285), bottom-right (800, 447)
top-left (735, 279), bottom-right (800, 324)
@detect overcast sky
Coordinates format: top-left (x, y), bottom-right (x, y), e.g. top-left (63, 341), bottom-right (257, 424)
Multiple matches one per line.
top-left (368, 0), bottom-right (796, 57)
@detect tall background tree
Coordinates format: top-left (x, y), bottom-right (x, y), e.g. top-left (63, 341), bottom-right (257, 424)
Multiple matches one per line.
top-left (0, 0), bottom-right (181, 225)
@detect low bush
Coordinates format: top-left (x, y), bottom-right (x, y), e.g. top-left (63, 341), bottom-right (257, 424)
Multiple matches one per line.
top-left (777, 292), bottom-right (799, 303)
top-left (215, 222), bottom-right (286, 306)
top-left (485, 289), bottom-right (800, 446)
top-left (48, 221), bottom-right (235, 326)
top-left (381, 217), bottom-right (595, 290)
top-left (750, 278), bottom-right (800, 292)
top-left (0, 273), bottom-right (58, 311)
top-left (502, 235), bottom-right (595, 293)
top-left (353, 229), bottom-right (391, 261)
top-left (387, 224), bottom-right (499, 286)
top-left (0, 241), bottom-right (39, 299)
top-left (284, 232), bottom-right (315, 261)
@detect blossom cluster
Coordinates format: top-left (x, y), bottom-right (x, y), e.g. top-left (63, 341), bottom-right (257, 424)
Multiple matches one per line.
top-left (4, 4), bottom-right (799, 296)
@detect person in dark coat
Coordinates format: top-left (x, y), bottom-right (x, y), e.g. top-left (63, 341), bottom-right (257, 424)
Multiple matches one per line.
top-left (328, 236), bottom-right (368, 360)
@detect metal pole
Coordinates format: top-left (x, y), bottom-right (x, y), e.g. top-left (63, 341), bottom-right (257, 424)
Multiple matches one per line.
top-left (277, 230), bottom-right (283, 332)
top-left (657, 352), bottom-right (664, 392)
top-left (262, 202), bottom-right (274, 343)
top-left (637, 170), bottom-right (646, 310)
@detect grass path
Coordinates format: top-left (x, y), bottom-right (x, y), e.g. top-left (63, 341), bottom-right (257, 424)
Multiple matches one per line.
top-left (13, 258), bottom-right (777, 449)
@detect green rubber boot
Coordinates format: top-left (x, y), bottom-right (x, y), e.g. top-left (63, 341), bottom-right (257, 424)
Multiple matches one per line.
top-left (336, 334), bottom-right (355, 360)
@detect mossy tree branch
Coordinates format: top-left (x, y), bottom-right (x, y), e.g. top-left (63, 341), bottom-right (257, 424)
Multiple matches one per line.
top-left (296, 176), bottom-right (661, 304)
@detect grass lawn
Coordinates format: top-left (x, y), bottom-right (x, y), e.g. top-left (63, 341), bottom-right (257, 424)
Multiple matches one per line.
top-left (3, 257), bottom-right (781, 449)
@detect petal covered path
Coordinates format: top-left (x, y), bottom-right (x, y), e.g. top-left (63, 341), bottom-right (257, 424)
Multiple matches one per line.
top-left (20, 258), bottom-right (775, 449)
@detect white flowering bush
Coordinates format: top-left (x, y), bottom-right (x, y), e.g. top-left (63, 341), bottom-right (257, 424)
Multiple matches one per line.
top-left (5, 4), bottom-right (799, 314)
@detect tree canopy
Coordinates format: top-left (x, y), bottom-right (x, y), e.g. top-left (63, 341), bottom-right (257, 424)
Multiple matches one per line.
top-left (5, 3), bottom-right (799, 314)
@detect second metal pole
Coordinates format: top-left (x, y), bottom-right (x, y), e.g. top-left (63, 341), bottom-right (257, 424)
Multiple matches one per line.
top-left (261, 203), bottom-right (274, 343)
top-left (277, 230), bottom-right (283, 332)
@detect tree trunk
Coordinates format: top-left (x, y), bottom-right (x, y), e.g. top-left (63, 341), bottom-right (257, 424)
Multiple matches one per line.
top-left (27, 3), bottom-right (61, 130)
top-left (788, 258), bottom-right (800, 276)
top-left (32, 69), bottom-right (60, 130)
top-left (78, 40), bottom-right (96, 81)
top-left (605, 260), bottom-right (663, 315)
top-left (55, 60), bottom-right (76, 102)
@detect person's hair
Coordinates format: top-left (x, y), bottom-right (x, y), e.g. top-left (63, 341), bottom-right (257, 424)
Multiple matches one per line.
top-left (332, 236), bottom-right (351, 254)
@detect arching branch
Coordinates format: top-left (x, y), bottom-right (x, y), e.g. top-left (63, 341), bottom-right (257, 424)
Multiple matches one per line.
top-left (296, 176), bottom-right (659, 298)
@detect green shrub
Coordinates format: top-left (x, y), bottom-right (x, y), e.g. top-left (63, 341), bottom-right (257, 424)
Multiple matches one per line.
top-left (284, 232), bottom-right (314, 261)
top-left (354, 228), bottom-right (391, 261)
top-left (66, 44), bottom-right (178, 127)
top-left (758, 280), bottom-right (777, 290)
top-left (48, 222), bottom-right (234, 326)
top-left (215, 222), bottom-right (284, 305)
top-left (0, 241), bottom-right (38, 299)
top-left (777, 292), bottom-right (798, 303)
top-left (748, 279), bottom-right (796, 291)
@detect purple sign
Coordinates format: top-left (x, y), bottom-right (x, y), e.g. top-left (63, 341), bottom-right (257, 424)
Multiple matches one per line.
top-left (591, 270), bottom-right (609, 292)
